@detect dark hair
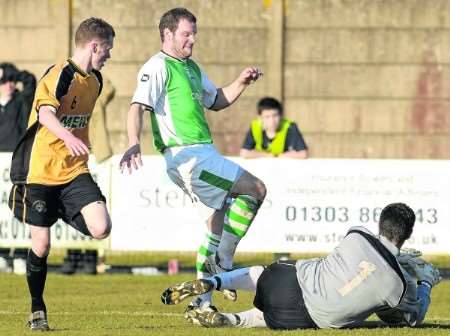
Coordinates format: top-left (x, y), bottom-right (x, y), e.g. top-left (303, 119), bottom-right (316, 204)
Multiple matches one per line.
top-left (257, 97), bottom-right (283, 116)
top-left (0, 63), bottom-right (18, 84)
top-left (75, 17), bottom-right (115, 46)
top-left (159, 7), bottom-right (197, 42)
top-left (379, 203), bottom-right (415, 246)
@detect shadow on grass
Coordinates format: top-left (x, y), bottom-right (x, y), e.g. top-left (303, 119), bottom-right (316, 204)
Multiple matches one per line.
top-left (49, 322), bottom-right (450, 332)
top-left (354, 321), bottom-right (450, 329)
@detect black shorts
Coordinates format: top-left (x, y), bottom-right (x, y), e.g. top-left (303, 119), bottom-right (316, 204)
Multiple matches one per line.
top-left (9, 173), bottom-right (106, 228)
top-left (253, 260), bottom-right (317, 330)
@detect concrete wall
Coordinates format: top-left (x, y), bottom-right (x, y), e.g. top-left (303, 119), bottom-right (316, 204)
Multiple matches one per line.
top-left (70, 0), bottom-right (270, 154)
top-left (0, 0), bottom-right (69, 81)
top-left (1, 0), bottom-right (449, 158)
top-left (285, 0), bottom-right (450, 158)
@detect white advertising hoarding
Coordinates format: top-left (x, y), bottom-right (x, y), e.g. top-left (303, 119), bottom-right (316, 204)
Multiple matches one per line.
top-left (1, 152), bottom-right (449, 253)
top-left (109, 156), bottom-right (205, 251)
top-left (110, 157), bottom-right (450, 254)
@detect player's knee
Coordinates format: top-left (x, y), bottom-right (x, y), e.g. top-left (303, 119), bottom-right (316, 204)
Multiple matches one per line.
top-left (241, 177), bottom-right (267, 202)
top-left (253, 179), bottom-right (267, 201)
top-left (89, 218), bottom-right (111, 240)
top-left (101, 219), bottom-right (112, 238)
top-left (32, 241), bottom-right (51, 258)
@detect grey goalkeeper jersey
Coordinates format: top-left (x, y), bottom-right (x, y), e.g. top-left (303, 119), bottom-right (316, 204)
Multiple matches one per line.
top-left (296, 226), bottom-right (421, 328)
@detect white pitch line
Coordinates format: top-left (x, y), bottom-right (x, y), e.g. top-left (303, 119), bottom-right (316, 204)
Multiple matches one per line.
top-left (425, 317), bottom-right (450, 322)
top-left (0, 310), bottom-right (183, 317)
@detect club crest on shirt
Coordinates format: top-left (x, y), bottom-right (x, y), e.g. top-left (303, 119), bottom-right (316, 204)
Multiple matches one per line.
top-left (141, 74), bottom-right (149, 82)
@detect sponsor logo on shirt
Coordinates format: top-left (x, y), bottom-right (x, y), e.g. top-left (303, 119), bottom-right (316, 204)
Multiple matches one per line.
top-left (60, 115), bottom-right (90, 129)
top-left (338, 261), bottom-right (377, 296)
top-left (191, 91), bottom-right (203, 103)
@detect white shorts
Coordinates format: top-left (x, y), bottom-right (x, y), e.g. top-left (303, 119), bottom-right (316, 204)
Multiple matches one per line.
top-left (163, 144), bottom-right (243, 210)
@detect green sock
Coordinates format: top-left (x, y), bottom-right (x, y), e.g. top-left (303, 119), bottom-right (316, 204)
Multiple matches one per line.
top-left (196, 232), bottom-right (221, 275)
top-left (218, 195), bottom-right (261, 269)
top-left (194, 231), bottom-right (221, 306)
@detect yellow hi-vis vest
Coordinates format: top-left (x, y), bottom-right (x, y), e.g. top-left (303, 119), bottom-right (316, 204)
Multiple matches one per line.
top-left (251, 118), bottom-right (292, 156)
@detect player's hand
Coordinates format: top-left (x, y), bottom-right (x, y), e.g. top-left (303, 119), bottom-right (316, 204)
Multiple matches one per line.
top-left (399, 247), bottom-right (422, 259)
top-left (398, 247), bottom-right (422, 267)
top-left (120, 144), bottom-right (143, 174)
top-left (415, 260), bottom-right (441, 287)
top-left (401, 257), bottom-right (441, 287)
top-left (62, 133), bottom-right (90, 156)
top-left (398, 248), bottom-right (422, 277)
top-left (238, 67), bottom-right (263, 85)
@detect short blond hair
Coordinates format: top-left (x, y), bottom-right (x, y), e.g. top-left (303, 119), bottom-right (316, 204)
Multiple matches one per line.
top-left (75, 17), bottom-right (115, 46)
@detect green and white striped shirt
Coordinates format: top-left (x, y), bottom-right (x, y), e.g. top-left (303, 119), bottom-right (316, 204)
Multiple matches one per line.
top-left (132, 51), bottom-right (218, 152)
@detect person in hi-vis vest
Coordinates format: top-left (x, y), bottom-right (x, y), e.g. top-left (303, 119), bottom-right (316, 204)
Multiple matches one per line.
top-left (240, 97), bottom-right (308, 159)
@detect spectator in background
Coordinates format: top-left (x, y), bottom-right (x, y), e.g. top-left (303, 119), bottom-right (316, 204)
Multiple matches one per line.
top-left (0, 63), bottom-right (36, 274)
top-left (240, 97), bottom-right (308, 159)
top-left (89, 76), bottom-right (115, 163)
top-left (0, 62), bottom-right (36, 151)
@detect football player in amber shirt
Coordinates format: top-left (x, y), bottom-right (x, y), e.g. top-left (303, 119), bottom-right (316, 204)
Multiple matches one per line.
top-left (9, 17), bottom-right (115, 331)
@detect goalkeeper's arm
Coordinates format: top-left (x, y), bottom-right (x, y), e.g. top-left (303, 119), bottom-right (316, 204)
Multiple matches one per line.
top-left (394, 251), bottom-right (441, 326)
top-left (415, 281), bottom-right (432, 325)
top-left (376, 280), bottom-right (432, 326)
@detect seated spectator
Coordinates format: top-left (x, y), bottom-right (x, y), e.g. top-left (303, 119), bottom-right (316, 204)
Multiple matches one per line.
top-left (0, 62), bottom-right (36, 151)
top-left (240, 97), bottom-right (308, 159)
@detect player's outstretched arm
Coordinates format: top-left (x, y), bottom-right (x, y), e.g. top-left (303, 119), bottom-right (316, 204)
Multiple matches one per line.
top-left (279, 150), bottom-right (309, 159)
top-left (240, 148), bottom-right (274, 159)
top-left (38, 105), bottom-right (89, 156)
top-left (120, 103), bottom-right (144, 173)
top-left (211, 67), bottom-right (263, 111)
top-left (407, 259), bottom-right (441, 326)
top-left (376, 281), bottom-right (432, 327)
top-left (378, 257), bottom-right (440, 327)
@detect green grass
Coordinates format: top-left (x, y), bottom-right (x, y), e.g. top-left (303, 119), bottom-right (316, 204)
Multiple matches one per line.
top-left (0, 273), bottom-right (449, 336)
top-left (45, 250), bottom-right (450, 269)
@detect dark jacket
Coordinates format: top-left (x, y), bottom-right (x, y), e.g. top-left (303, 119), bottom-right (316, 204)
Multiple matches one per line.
top-left (0, 70), bottom-right (36, 151)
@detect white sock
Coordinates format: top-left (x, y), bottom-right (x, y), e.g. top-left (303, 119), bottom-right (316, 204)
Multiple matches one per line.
top-left (223, 308), bottom-right (266, 328)
top-left (209, 266), bottom-right (264, 292)
top-left (217, 231), bottom-right (238, 270)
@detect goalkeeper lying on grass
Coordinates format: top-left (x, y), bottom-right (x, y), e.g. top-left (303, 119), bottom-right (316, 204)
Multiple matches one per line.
top-left (162, 203), bottom-right (441, 330)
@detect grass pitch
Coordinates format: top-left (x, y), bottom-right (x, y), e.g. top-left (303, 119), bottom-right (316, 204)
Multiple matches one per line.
top-left (0, 273), bottom-right (449, 336)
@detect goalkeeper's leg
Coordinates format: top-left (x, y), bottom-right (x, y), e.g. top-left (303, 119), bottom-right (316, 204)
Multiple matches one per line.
top-left (208, 266), bottom-right (265, 292)
top-left (222, 308), bottom-right (267, 328)
top-left (186, 308), bottom-right (267, 328)
top-left (162, 266), bottom-right (265, 305)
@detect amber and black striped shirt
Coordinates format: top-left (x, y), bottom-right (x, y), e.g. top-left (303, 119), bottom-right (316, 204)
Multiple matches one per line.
top-left (10, 59), bottom-right (103, 185)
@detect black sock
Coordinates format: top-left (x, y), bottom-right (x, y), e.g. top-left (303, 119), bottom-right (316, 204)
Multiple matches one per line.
top-left (213, 276), bottom-right (222, 291)
top-left (26, 249), bottom-right (48, 313)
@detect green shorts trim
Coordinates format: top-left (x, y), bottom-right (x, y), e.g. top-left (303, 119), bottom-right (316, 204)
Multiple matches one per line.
top-left (199, 170), bottom-right (233, 191)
